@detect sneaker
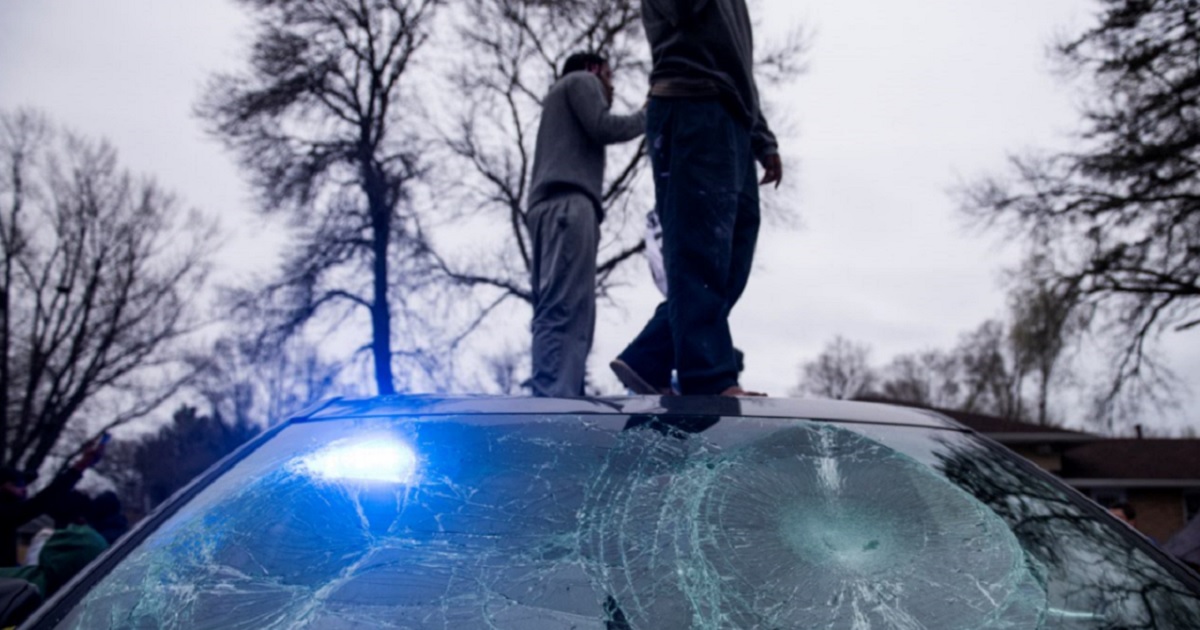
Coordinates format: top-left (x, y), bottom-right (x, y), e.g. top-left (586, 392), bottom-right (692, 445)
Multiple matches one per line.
top-left (610, 359), bottom-right (673, 396)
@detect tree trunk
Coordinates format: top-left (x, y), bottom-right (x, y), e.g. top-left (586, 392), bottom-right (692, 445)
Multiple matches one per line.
top-left (1037, 362), bottom-right (1053, 426)
top-left (0, 159), bottom-right (18, 465)
top-left (365, 165), bottom-right (396, 397)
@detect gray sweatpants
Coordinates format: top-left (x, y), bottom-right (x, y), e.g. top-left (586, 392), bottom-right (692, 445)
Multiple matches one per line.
top-left (527, 192), bottom-right (599, 397)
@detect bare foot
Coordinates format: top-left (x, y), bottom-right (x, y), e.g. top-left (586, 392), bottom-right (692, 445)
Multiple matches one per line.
top-left (720, 386), bottom-right (767, 397)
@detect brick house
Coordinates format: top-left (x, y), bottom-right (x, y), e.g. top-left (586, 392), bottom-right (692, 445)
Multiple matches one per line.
top-left (930, 406), bottom-right (1200, 543)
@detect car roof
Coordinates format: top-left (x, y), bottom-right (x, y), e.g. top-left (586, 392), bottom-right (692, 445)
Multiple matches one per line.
top-left (292, 395), bottom-right (968, 431)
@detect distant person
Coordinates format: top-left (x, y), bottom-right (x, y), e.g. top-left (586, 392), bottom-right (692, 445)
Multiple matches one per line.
top-left (87, 491), bottom-right (129, 546)
top-left (526, 52), bottom-right (646, 397)
top-left (0, 491), bottom-right (109, 597)
top-left (1109, 502), bottom-right (1160, 545)
top-left (612, 0), bottom-right (782, 397)
top-left (1109, 502), bottom-right (1138, 527)
top-left (0, 437), bottom-right (105, 566)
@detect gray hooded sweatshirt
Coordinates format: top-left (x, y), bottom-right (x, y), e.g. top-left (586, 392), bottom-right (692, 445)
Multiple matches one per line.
top-left (527, 71), bottom-right (646, 221)
top-left (642, 0), bottom-right (779, 160)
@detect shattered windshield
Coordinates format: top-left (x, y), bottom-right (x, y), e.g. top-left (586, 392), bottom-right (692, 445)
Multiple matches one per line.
top-left (44, 413), bottom-right (1200, 629)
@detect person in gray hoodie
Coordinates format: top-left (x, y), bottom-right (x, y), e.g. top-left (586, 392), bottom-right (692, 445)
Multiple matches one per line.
top-left (527, 53), bottom-right (646, 397)
top-left (611, 0), bottom-right (782, 397)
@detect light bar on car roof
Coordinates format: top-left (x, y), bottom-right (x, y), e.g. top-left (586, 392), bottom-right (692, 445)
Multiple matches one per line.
top-left (298, 436), bottom-right (419, 484)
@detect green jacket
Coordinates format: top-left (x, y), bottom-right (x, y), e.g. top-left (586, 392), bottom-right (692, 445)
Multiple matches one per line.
top-left (0, 524), bottom-right (108, 596)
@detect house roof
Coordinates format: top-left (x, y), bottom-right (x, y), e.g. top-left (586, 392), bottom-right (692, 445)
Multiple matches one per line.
top-left (855, 398), bottom-right (1200, 485)
top-left (1060, 439), bottom-right (1200, 485)
top-left (854, 397), bottom-right (1095, 442)
top-left (937, 407), bottom-right (1089, 435)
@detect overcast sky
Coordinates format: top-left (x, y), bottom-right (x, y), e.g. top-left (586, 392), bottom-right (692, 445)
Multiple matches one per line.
top-left (1, 0), bottom-right (1195, 432)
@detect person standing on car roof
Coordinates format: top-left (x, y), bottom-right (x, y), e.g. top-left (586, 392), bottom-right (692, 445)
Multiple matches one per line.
top-left (527, 52), bottom-right (646, 397)
top-left (611, 0), bottom-right (783, 397)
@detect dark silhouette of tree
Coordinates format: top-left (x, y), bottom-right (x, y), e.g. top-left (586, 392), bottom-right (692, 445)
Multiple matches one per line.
top-left (878, 349), bottom-right (962, 409)
top-left (480, 346), bottom-right (528, 395)
top-left (99, 336), bottom-right (336, 517)
top-left (953, 320), bottom-right (1023, 418)
top-left (0, 110), bottom-right (214, 473)
top-left (1005, 253), bottom-right (1090, 426)
top-left (800, 321), bottom-right (1040, 421)
top-left (200, 0), bottom-right (442, 396)
top-left (963, 0), bottom-right (1200, 423)
top-left (791, 335), bottom-right (876, 399)
top-left (189, 334), bottom-right (341, 428)
top-left (133, 405), bottom-right (260, 509)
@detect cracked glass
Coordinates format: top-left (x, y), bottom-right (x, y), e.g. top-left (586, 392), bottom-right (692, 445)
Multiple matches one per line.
top-left (43, 413), bottom-right (1200, 629)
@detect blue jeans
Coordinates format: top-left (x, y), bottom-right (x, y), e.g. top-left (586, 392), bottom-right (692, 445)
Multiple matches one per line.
top-left (619, 98), bottom-right (760, 394)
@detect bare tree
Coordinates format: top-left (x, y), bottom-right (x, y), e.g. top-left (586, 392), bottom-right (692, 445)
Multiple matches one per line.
top-left (480, 346), bottom-right (529, 395)
top-left (796, 319), bottom-right (1079, 423)
top-left (200, 0), bottom-right (442, 396)
top-left (1006, 253), bottom-right (1090, 426)
top-left (962, 0), bottom-right (1200, 423)
top-left (879, 350), bottom-right (961, 409)
top-left (953, 320), bottom-right (1023, 418)
top-left (190, 334), bottom-right (342, 428)
top-left (791, 336), bottom-right (876, 399)
top-left (875, 324), bottom-right (1031, 421)
top-left (99, 334), bottom-right (339, 517)
top-left (0, 109), bottom-right (214, 472)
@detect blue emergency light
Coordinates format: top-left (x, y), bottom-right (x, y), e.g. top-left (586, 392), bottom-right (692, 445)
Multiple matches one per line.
top-left (301, 437), bottom-right (419, 484)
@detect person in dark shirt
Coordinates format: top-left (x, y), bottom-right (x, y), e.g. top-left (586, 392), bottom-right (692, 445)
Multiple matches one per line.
top-left (611, 0), bottom-right (783, 397)
top-left (1109, 501), bottom-right (1161, 546)
top-left (0, 437), bottom-right (105, 567)
top-left (86, 490), bottom-right (129, 546)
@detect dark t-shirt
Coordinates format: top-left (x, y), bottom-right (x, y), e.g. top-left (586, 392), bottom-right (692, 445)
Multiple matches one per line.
top-left (641, 0), bottom-right (778, 159)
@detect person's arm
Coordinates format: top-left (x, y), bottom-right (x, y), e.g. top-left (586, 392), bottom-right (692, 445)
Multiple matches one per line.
top-left (751, 109), bottom-right (782, 187)
top-left (565, 74), bottom-right (646, 146)
top-left (16, 469), bottom-right (82, 526)
top-left (13, 437), bottom-right (103, 527)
